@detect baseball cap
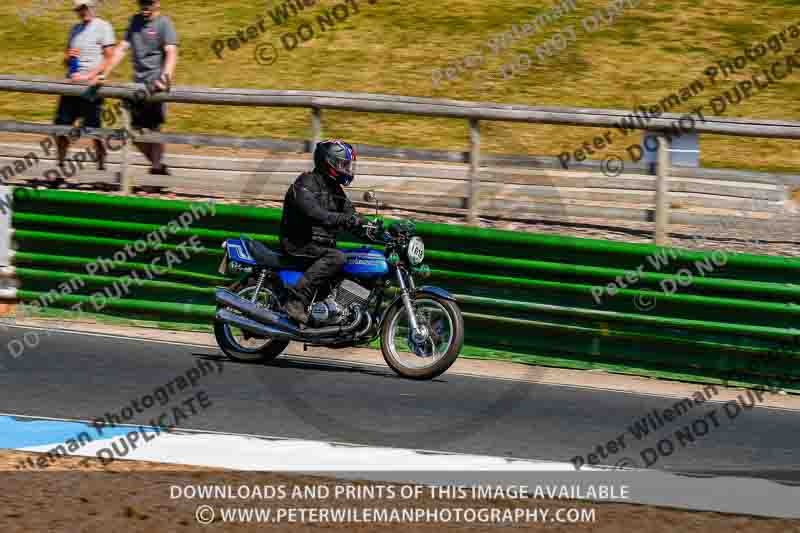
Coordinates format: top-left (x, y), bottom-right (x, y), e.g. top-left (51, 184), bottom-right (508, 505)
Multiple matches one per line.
top-left (73, 0), bottom-right (95, 7)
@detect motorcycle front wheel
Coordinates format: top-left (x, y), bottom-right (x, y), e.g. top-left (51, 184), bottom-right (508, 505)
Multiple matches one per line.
top-left (380, 294), bottom-right (464, 380)
top-left (214, 283), bottom-right (290, 363)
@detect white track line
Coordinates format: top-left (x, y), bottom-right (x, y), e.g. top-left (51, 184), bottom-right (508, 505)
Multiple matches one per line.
top-left (2, 411), bottom-right (582, 472)
top-left (0, 411), bottom-right (573, 467)
top-left (5, 412), bottom-right (800, 518)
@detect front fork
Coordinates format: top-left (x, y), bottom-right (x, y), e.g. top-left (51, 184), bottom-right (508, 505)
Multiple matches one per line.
top-left (395, 267), bottom-right (426, 343)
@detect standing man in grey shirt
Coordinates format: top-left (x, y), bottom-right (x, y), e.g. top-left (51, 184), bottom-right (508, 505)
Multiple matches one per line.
top-left (53, 0), bottom-right (116, 186)
top-left (102, 0), bottom-right (178, 175)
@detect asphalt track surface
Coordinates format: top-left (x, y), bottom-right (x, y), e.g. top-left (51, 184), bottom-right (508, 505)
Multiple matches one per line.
top-left (0, 326), bottom-right (798, 483)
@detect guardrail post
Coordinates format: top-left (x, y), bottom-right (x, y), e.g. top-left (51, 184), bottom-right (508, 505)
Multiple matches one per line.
top-left (119, 104), bottom-right (133, 194)
top-left (0, 185), bottom-right (17, 309)
top-left (467, 118), bottom-right (481, 223)
top-left (655, 136), bottom-right (670, 246)
top-left (310, 108), bottom-right (322, 154)
top-left (0, 185), bottom-right (9, 268)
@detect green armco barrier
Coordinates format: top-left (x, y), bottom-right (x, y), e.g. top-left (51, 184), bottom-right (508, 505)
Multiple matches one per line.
top-left (16, 290), bottom-right (214, 325)
top-left (413, 221), bottom-right (800, 283)
top-left (15, 210), bottom-right (800, 303)
top-left (10, 188), bottom-right (800, 392)
top-left (14, 252), bottom-right (227, 285)
top-left (432, 270), bottom-right (800, 329)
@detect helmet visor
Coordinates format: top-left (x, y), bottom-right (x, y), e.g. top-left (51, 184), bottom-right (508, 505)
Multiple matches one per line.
top-left (333, 158), bottom-right (355, 177)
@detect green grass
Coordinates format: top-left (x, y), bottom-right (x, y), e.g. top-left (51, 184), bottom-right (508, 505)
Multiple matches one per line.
top-left (2, 0), bottom-right (800, 172)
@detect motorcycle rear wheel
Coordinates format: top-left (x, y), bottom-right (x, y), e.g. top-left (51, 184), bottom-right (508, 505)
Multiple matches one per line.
top-left (214, 284), bottom-right (290, 363)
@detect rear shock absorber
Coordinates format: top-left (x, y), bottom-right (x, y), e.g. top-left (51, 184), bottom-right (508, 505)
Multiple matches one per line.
top-left (251, 269), bottom-right (267, 303)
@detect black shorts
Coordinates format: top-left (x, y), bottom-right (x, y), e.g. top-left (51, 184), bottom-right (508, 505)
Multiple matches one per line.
top-left (125, 99), bottom-right (166, 131)
top-left (54, 95), bottom-right (104, 128)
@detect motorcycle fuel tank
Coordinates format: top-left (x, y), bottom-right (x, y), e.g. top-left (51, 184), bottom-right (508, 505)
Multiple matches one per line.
top-left (343, 248), bottom-right (389, 278)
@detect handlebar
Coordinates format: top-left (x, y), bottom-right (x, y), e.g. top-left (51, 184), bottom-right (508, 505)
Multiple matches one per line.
top-left (360, 217), bottom-right (415, 244)
top-left (361, 219), bottom-right (387, 243)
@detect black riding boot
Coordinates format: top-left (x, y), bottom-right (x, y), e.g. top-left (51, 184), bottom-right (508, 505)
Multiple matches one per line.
top-left (285, 276), bottom-right (313, 326)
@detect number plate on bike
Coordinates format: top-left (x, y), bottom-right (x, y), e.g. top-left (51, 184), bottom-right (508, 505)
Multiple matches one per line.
top-left (407, 236), bottom-right (425, 265)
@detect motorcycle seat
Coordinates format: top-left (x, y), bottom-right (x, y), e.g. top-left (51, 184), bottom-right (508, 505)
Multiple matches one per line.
top-left (241, 237), bottom-right (311, 270)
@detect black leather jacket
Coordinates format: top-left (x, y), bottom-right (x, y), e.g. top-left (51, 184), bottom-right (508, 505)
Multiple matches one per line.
top-left (279, 170), bottom-right (355, 252)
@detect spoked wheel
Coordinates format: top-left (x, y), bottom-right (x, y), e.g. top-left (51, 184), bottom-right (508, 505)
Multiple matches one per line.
top-left (380, 294), bottom-right (464, 380)
top-left (214, 284), bottom-right (290, 363)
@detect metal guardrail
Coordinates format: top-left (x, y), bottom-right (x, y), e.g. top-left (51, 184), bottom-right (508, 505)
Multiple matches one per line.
top-left (0, 141), bottom-right (789, 227)
top-left (8, 189), bottom-right (800, 392)
top-left (0, 75), bottom-right (798, 238)
top-left (4, 76), bottom-right (800, 137)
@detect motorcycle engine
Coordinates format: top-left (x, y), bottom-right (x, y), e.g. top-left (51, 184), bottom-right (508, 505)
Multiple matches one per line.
top-left (309, 279), bottom-right (371, 326)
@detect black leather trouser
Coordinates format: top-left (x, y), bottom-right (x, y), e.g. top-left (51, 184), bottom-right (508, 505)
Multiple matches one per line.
top-left (283, 243), bottom-right (347, 304)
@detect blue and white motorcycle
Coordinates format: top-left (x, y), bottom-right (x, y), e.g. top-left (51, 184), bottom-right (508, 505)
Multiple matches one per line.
top-left (213, 193), bottom-right (464, 380)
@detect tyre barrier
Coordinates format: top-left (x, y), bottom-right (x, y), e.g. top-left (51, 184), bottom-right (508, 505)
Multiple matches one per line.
top-left (7, 188), bottom-right (800, 392)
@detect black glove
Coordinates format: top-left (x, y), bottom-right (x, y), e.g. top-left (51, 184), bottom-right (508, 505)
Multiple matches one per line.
top-left (342, 213), bottom-right (365, 230)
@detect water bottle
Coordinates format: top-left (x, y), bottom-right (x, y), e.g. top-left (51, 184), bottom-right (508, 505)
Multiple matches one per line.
top-left (68, 54), bottom-right (80, 76)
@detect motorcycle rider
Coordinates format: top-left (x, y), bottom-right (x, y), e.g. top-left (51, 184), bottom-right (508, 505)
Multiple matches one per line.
top-left (280, 140), bottom-right (365, 326)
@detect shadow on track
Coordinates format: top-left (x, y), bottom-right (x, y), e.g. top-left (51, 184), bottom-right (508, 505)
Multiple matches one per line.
top-left (192, 352), bottom-right (447, 383)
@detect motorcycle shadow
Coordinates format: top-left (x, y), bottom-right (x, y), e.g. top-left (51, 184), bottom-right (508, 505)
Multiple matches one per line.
top-left (192, 353), bottom-right (447, 383)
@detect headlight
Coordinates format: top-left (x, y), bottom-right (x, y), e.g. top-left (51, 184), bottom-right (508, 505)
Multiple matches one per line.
top-left (407, 236), bottom-right (425, 265)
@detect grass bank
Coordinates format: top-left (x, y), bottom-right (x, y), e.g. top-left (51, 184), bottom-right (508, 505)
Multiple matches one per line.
top-left (1, 0), bottom-right (799, 172)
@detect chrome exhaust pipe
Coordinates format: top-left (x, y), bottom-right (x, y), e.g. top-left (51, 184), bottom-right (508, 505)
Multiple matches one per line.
top-left (354, 309), bottom-right (373, 338)
top-left (216, 288), bottom-right (299, 333)
top-left (215, 288), bottom-right (365, 338)
top-left (215, 309), bottom-right (297, 341)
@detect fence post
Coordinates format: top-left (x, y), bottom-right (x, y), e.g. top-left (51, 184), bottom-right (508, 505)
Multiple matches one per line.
top-left (310, 108), bottom-right (322, 154)
top-left (655, 136), bottom-right (670, 246)
top-left (0, 185), bottom-right (16, 310)
top-left (118, 104), bottom-right (133, 194)
top-left (467, 118), bottom-right (481, 223)
top-left (0, 185), bottom-right (9, 268)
